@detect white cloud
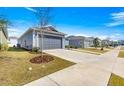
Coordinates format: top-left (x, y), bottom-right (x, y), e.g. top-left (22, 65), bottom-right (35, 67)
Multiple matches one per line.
top-left (75, 34), bottom-right (91, 37)
top-left (106, 21), bottom-right (124, 27)
top-left (24, 7), bottom-right (37, 13)
top-left (8, 28), bottom-right (21, 32)
top-left (111, 12), bottom-right (124, 20)
top-left (98, 35), bottom-right (108, 40)
top-left (106, 12), bottom-right (124, 27)
top-left (8, 28), bottom-right (26, 37)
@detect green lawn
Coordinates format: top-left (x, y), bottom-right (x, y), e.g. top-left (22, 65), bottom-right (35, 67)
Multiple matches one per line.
top-left (0, 47), bottom-right (75, 86)
top-left (8, 47), bottom-right (27, 52)
top-left (108, 73), bottom-right (124, 86)
top-left (74, 47), bottom-right (109, 55)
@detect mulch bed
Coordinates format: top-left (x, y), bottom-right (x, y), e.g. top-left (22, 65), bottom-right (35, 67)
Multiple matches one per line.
top-left (30, 55), bottom-right (54, 64)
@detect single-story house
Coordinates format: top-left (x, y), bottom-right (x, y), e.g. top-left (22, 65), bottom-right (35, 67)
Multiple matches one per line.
top-left (101, 38), bottom-right (113, 46)
top-left (118, 40), bottom-right (124, 46)
top-left (18, 26), bottom-right (65, 50)
top-left (8, 36), bottom-right (18, 47)
top-left (66, 36), bottom-right (94, 48)
top-left (0, 24), bottom-right (8, 44)
top-left (65, 38), bottom-right (69, 46)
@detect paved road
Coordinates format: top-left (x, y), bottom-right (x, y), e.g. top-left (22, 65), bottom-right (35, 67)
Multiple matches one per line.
top-left (25, 47), bottom-right (122, 86)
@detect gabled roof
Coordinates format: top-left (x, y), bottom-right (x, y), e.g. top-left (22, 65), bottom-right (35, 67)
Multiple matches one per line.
top-left (33, 26), bottom-right (65, 35)
top-left (19, 26), bottom-right (65, 39)
top-left (66, 36), bottom-right (85, 40)
top-left (9, 36), bottom-right (18, 39)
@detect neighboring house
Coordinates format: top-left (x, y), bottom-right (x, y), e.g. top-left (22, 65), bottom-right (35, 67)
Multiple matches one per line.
top-left (18, 26), bottom-right (65, 50)
top-left (66, 36), bottom-right (94, 48)
top-left (0, 25), bottom-right (8, 44)
top-left (65, 38), bottom-right (69, 46)
top-left (101, 39), bottom-right (112, 46)
top-left (8, 36), bottom-right (18, 47)
top-left (118, 40), bottom-right (124, 46)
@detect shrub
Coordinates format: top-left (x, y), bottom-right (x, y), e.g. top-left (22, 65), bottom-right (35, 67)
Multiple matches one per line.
top-left (74, 46), bottom-right (78, 49)
top-left (32, 47), bottom-right (40, 52)
top-left (70, 46), bottom-right (74, 48)
top-left (0, 43), bottom-right (8, 51)
top-left (65, 45), bottom-right (70, 48)
top-left (4, 44), bottom-right (9, 50)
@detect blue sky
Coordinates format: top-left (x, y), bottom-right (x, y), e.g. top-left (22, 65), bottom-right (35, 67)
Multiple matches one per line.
top-left (0, 7), bottom-right (124, 40)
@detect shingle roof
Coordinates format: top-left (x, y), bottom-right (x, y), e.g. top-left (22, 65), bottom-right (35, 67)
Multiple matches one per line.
top-left (66, 36), bottom-right (85, 40)
top-left (33, 26), bottom-right (65, 35)
top-left (19, 26), bottom-right (65, 39)
top-left (9, 36), bottom-right (18, 39)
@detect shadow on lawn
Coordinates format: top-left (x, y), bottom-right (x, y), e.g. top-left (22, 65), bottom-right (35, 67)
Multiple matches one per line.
top-left (8, 47), bottom-right (28, 52)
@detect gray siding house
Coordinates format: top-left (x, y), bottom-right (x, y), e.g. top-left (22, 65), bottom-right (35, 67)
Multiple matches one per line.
top-left (18, 26), bottom-right (65, 50)
top-left (67, 36), bottom-right (94, 48)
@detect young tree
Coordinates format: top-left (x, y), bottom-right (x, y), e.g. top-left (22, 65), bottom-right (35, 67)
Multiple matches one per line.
top-left (93, 38), bottom-right (99, 48)
top-left (35, 7), bottom-right (52, 27)
top-left (34, 7), bottom-right (53, 57)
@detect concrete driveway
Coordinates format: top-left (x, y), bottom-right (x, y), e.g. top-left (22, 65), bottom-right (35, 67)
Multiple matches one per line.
top-left (25, 47), bottom-right (122, 86)
top-left (44, 49), bottom-right (99, 64)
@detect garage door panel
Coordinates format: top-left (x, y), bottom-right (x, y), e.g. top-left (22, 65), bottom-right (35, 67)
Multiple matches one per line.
top-left (39, 35), bottom-right (62, 50)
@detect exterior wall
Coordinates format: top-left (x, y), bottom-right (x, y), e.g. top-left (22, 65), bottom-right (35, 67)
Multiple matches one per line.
top-left (62, 38), bottom-right (65, 48)
top-left (18, 31), bottom-right (33, 50)
top-left (19, 29), bottom-right (65, 50)
top-left (65, 39), bottom-right (69, 46)
top-left (84, 40), bottom-right (93, 48)
top-left (69, 39), bottom-right (93, 48)
top-left (32, 30), bottom-right (38, 48)
top-left (9, 38), bottom-right (18, 47)
top-left (69, 39), bottom-right (83, 48)
top-left (0, 29), bottom-right (8, 44)
top-left (33, 31), bottom-right (64, 50)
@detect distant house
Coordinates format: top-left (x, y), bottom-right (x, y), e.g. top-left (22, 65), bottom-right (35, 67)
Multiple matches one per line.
top-left (101, 39), bottom-right (112, 46)
top-left (8, 36), bottom-right (18, 47)
top-left (18, 26), bottom-right (65, 50)
top-left (66, 36), bottom-right (94, 48)
top-left (65, 38), bottom-right (69, 46)
top-left (0, 25), bottom-right (8, 45)
top-left (118, 40), bottom-right (124, 46)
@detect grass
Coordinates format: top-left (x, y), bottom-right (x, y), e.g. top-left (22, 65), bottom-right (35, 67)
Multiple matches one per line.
top-left (8, 47), bottom-right (27, 52)
top-left (0, 47), bottom-right (75, 86)
top-left (120, 47), bottom-right (124, 50)
top-left (118, 46), bottom-right (124, 58)
top-left (108, 73), bottom-right (124, 86)
top-left (73, 47), bottom-right (109, 55)
top-left (80, 48), bottom-right (108, 53)
top-left (118, 50), bottom-right (124, 58)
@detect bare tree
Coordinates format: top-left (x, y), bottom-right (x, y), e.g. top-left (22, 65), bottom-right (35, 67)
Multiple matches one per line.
top-left (35, 7), bottom-right (52, 27)
top-left (34, 7), bottom-right (53, 58)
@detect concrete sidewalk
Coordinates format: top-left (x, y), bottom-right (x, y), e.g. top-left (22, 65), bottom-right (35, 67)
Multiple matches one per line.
top-left (25, 47), bottom-right (121, 86)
